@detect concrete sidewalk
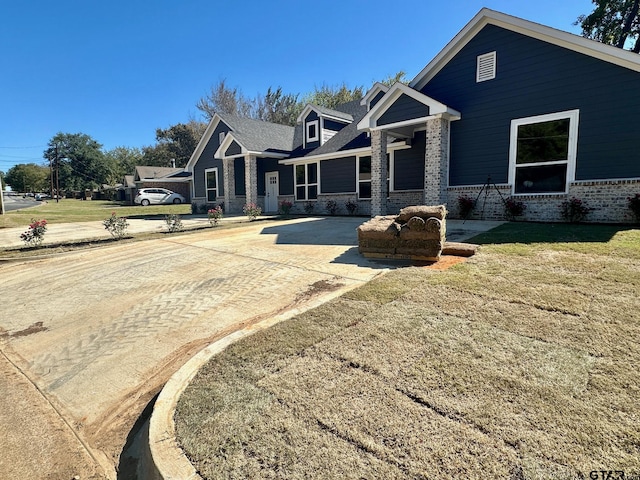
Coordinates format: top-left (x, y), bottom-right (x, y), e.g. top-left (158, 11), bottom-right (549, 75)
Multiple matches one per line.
top-left (0, 215), bottom-right (502, 250)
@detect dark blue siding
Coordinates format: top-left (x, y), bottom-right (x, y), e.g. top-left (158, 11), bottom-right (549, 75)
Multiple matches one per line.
top-left (193, 121), bottom-right (228, 197)
top-left (305, 111), bottom-right (320, 149)
top-left (378, 94), bottom-right (430, 126)
top-left (422, 24), bottom-right (640, 185)
top-left (234, 158), bottom-right (245, 196)
top-left (394, 131), bottom-right (426, 190)
top-left (226, 140), bottom-right (242, 156)
top-left (324, 119), bottom-right (348, 132)
top-left (257, 158), bottom-right (294, 195)
top-left (321, 156), bottom-right (356, 193)
top-left (370, 90), bottom-right (386, 108)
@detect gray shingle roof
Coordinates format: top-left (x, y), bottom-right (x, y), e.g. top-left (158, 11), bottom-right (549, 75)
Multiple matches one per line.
top-left (134, 166), bottom-right (184, 180)
top-left (219, 114), bottom-right (295, 153)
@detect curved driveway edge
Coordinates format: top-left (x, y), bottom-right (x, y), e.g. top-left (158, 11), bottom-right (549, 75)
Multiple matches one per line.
top-left (147, 286), bottom-right (364, 480)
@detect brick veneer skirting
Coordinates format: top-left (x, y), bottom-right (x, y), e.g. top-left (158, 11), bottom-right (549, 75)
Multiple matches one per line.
top-left (447, 178), bottom-right (640, 223)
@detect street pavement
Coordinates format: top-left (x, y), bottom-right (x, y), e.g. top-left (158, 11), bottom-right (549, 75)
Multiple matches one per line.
top-left (0, 215), bottom-right (501, 478)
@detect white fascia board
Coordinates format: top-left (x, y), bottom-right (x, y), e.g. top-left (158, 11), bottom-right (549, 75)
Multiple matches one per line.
top-left (357, 82), bottom-right (460, 131)
top-left (138, 177), bottom-right (191, 183)
top-left (185, 114), bottom-right (223, 171)
top-left (278, 141), bottom-right (410, 165)
top-left (360, 82), bottom-right (390, 106)
top-left (410, 8), bottom-right (640, 91)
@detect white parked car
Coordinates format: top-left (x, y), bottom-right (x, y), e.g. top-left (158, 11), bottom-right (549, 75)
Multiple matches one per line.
top-left (134, 188), bottom-right (185, 206)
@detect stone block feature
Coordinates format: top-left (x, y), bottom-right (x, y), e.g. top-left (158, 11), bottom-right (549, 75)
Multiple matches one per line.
top-left (357, 205), bottom-right (447, 261)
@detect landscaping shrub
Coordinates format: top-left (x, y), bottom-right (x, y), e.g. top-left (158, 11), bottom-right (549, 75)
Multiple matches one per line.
top-left (303, 201), bottom-right (315, 214)
top-left (559, 197), bottom-right (592, 223)
top-left (457, 195), bottom-right (475, 218)
top-left (278, 200), bottom-right (293, 216)
top-left (243, 202), bottom-right (262, 221)
top-left (207, 206), bottom-right (223, 226)
top-left (628, 193), bottom-right (640, 223)
top-left (504, 197), bottom-right (526, 221)
top-left (164, 214), bottom-right (183, 232)
top-left (325, 200), bottom-right (338, 215)
top-left (20, 218), bottom-right (47, 247)
top-left (345, 199), bottom-right (358, 215)
top-left (103, 212), bottom-right (129, 239)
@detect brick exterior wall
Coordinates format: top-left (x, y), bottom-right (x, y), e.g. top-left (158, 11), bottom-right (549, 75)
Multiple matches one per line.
top-left (447, 178), bottom-right (640, 223)
top-left (370, 130), bottom-right (388, 216)
top-left (424, 116), bottom-right (449, 205)
top-left (245, 155), bottom-right (258, 206)
top-left (223, 158), bottom-right (236, 214)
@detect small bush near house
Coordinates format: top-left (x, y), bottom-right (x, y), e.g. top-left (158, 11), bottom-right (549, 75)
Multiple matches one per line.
top-left (345, 199), bottom-right (358, 215)
top-left (20, 218), bottom-right (47, 247)
top-left (165, 214), bottom-right (183, 232)
top-left (504, 197), bottom-right (526, 221)
top-left (560, 197), bottom-right (592, 223)
top-left (191, 202), bottom-right (199, 215)
top-left (303, 201), bottom-right (315, 214)
top-left (325, 200), bottom-right (338, 215)
top-left (207, 206), bottom-right (223, 226)
top-left (278, 200), bottom-right (293, 216)
top-left (243, 202), bottom-right (262, 221)
top-left (628, 194), bottom-right (640, 223)
top-left (103, 212), bottom-right (129, 239)
top-left (457, 195), bottom-right (475, 218)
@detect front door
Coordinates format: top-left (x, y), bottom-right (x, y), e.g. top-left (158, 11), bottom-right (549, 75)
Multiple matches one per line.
top-left (265, 172), bottom-right (279, 212)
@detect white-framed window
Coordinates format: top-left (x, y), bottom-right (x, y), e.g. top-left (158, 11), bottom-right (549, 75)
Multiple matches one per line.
top-left (218, 132), bottom-right (225, 144)
top-left (357, 154), bottom-right (391, 199)
top-left (294, 162), bottom-right (318, 200)
top-left (205, 167), bottom-right (219, 202)
top-left (508, 109), bottom-right (579, 195)
top-left (306, 120), bottom-right (319, 143)
top-left (476, 51), bottom-right (496, 82)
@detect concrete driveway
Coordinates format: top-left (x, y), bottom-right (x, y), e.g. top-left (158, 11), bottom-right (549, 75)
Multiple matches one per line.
top-left (0, 217), bottom-right (392, 478)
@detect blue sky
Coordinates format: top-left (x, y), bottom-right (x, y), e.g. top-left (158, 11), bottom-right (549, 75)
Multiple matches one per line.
top-left (0, 0), bottom-right (594, 174)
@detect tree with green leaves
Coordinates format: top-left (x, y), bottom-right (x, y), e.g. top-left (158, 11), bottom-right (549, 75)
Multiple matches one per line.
top-left (4, 163), bottom-right (49, 193)
top-left (104, 146), bottom-right (144, 182)
top-left (196, 79), bottom-right (253, 120)
top-left (577, 0), bottom-right (640, 52)
top-left (44, 133), bottom-right (108, 192)
top-left (141, 120), bottom-right (206, 168)
top-left (256, 87), bottom-right (301, 126)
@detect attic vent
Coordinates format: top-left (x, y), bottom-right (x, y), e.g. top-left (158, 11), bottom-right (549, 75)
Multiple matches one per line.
top-left (476, 52), bottom-right (496, 82)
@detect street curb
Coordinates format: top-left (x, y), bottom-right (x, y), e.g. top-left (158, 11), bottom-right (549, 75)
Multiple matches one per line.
top-left (146, 282), bottom-right (376, 480)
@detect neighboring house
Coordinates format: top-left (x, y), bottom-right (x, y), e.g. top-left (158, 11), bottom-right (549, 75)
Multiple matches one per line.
top-left (186, 8), bottom-right (640, 222)
top-left (132, 166), bottom-right (191, 203)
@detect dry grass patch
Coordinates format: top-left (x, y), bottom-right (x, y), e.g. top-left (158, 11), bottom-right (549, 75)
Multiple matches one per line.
top-left (176, 226), bottom-right (640, 479)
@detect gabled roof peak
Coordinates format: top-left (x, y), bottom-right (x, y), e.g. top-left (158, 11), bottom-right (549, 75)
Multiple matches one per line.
top-left (296, 104), bottom-right (354, 124)
top-left (410, 8), bottom-right (640, 91)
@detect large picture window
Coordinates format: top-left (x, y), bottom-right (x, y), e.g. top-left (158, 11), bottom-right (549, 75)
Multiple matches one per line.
top-left (509, 110), bottom-right (579, 194)
top-left (295, 163), bottom-right (318, 200)
top-left (205, 168), bottom-right (219, 202)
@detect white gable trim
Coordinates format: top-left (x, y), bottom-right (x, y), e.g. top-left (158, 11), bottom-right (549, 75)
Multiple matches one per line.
top-left (411, 8), bottom-right (640, 91)
top-left (357, 82), bottom-right (461, 131)
top-left (296, 104), bottom-right (352, 124)
top-left (360, 82), bottom-right (390, 107)
top-left (185, 114), bottom-right (226, 171)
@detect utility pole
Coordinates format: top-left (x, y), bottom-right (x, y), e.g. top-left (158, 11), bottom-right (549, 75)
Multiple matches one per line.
top-left (50, 145), bottom-right (56, 198)
top-left (55, 152), bottom-right (60, 203)
top-left (0, 173), bottom-right (5, 215)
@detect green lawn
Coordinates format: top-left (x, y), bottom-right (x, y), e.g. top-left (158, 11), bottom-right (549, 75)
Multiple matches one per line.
top-left (176, 223), bottom-right (640, 479)
top-left (0, 198), bottom-right (191, 229)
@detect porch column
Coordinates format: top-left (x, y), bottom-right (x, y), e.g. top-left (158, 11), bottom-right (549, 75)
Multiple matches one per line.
top-left (244, 154), bottom-right (258, 206)
top-left (223, 157), bottom-right (236, 214)
top-left (371, 130), bottom-right (388, 217)
top-left (424, 115), bottom-right (450, 205)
